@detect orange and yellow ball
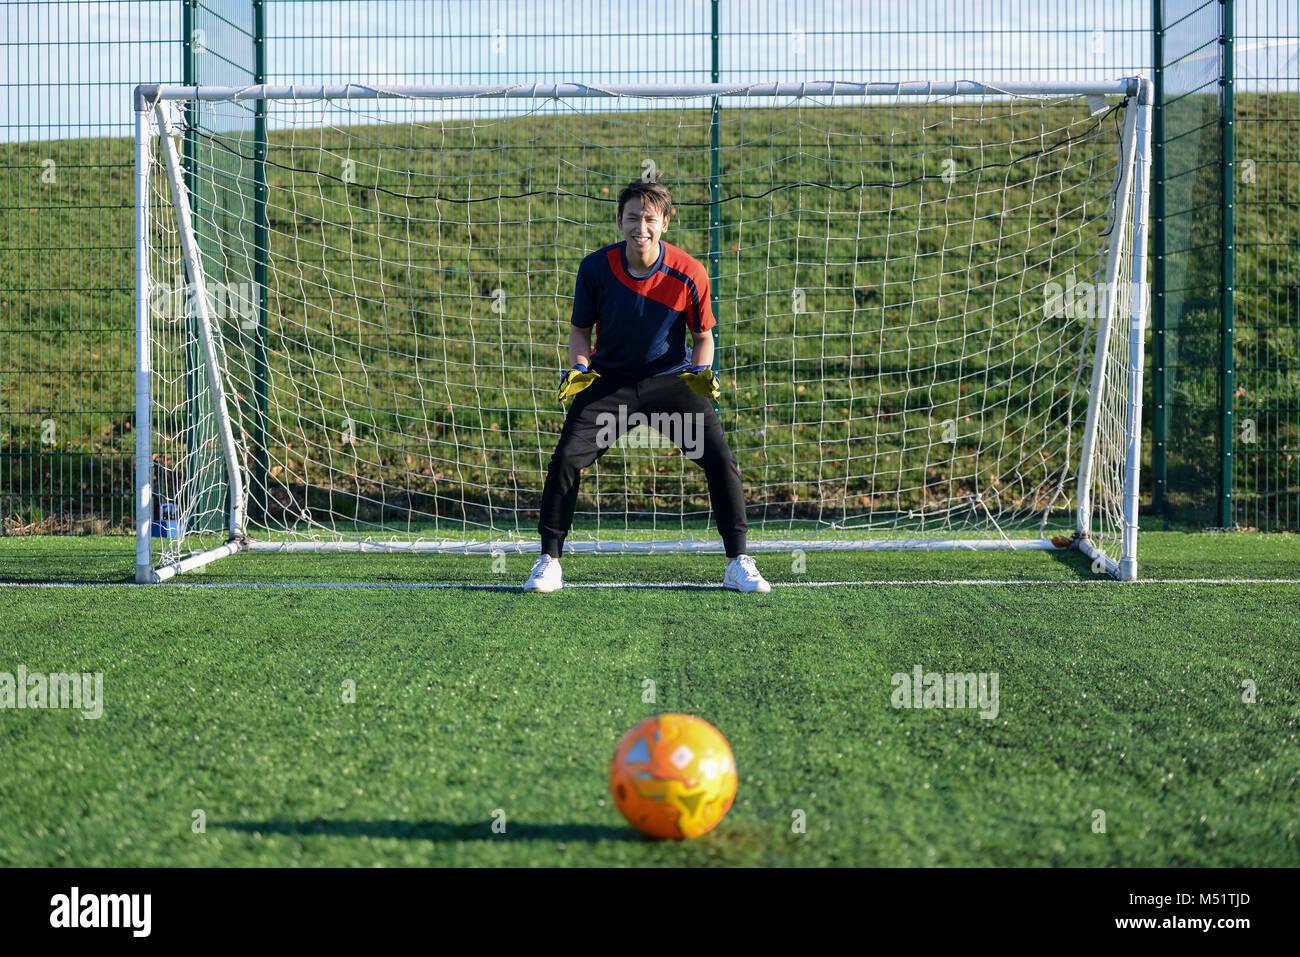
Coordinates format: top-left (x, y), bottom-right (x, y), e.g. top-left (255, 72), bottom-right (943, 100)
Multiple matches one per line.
top-left (609, 713), bottom-right (737, 839)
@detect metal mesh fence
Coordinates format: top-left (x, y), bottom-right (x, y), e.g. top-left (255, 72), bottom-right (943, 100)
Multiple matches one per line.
top-left (1154, 0), bottom-right (1300, 529)
top-left (1153, 0), bottom-right (1225, 526)
top-left (0, 0), bottom-right (252, 533)
top-left (1233, 0), bottom-right (1300, 530)
top-left (2, 1), bottom-right (1297, 536)
top-left (2, 1), bottom-right (180, 531)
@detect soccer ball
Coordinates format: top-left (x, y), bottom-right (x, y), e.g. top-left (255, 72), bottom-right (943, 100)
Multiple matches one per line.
top-left (608, 713), bottom-right (737, 839)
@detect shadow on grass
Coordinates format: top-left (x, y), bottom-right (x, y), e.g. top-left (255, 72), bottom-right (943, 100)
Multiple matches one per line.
top-left (0, 537), bottom-right (135, 584)
top-left (1044, 545), bottom-right (1105, 579)
top-left (216, 818), bottom-right (645, 843)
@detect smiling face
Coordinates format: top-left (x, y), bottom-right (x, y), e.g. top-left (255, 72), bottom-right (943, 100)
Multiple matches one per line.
top-left (618, 196), bottom-right (670, 258)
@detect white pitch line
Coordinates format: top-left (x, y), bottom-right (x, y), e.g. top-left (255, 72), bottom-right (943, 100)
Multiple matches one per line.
top-left (2, 579), bottom-right (1300, 589)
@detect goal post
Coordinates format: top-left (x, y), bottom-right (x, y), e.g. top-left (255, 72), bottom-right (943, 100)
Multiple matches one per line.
top-left (133, 79), bottom-right (1153, 583)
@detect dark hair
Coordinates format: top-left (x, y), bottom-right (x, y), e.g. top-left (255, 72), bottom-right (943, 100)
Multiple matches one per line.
top-left (616, 180), bottom-right (674, 221)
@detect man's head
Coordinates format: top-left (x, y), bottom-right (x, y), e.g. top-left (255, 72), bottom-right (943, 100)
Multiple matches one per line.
top-left (616, 181), bottom-right (673, 253)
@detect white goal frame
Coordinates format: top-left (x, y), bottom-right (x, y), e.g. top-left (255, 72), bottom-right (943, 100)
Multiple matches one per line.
top-left (133, 79), bottom-right (1153, 583)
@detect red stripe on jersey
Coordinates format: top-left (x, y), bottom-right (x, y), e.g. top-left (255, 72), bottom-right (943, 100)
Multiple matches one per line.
top-left (605, 244), bottom-right (713, 333)
top-left (662, 244), bottom-right (714, 333)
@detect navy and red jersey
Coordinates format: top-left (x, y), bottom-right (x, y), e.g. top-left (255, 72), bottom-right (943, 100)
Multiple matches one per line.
top-left (569, 239), bottom-right (715, 379)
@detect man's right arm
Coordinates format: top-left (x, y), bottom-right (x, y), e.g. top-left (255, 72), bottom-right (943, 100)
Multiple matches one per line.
top-left (558, 323), bottom-right (599, 404)
top-left (569, 325), bottom-right (593, 369)
top-left (568, 256), bottom-right (598, 370)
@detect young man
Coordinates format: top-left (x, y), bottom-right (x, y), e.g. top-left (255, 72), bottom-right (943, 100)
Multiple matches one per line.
top-left (524, 180), bottom-right (770, 594)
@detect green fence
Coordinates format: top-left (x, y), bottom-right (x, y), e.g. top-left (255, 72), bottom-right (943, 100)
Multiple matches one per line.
top-left (1153, 0), bottom-right (1227, 526)
top-left (0, 0), bottom-right (251, 532)
top-left (3, 1), bottom-right (180, 531)
top-left (1154, 0), bottom-right (1300, 529)
top-left (2, 1), bottom-right (1296, 535)
top-left (1232, 0), bottom-right (1300, 530)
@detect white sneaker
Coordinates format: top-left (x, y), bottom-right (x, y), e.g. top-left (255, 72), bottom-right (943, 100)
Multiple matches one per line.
top-left (724, 554), bottom-right (770, 593)
top-left (524, 554), bottom-right (563, 593)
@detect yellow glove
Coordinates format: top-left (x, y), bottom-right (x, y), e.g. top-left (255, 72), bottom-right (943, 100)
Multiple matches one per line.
top-left (558, 364), bottom-right (600, 404)
top-left (677, 365), bottom-right (720, 402)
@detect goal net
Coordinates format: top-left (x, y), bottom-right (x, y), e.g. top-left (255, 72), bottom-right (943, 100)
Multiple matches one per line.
top-left (133, 80), bottom-right (1152, 582)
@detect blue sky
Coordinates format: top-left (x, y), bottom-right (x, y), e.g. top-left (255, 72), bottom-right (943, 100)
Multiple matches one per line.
top-left (2, 0), bottom-right (1295, 142)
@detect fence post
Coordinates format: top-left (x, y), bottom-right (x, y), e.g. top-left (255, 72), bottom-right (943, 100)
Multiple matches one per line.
top-left (1220, 0), bottom-right (1235, 527)
top-left (1151, 0), bottom-right (1166, 516)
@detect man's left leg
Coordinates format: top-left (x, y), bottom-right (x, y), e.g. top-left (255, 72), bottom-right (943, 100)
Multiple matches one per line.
top-left (642, 375), bottom-right (768, 591)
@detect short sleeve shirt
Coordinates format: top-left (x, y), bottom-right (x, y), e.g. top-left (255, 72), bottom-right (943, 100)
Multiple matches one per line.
top-left (570, 240), bottom-right (714, 378)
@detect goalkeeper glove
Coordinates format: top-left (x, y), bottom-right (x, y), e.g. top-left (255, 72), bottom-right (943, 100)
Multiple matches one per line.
top-left (558, 363), bottom-right (600, 404)
top-left (677, 364), bottom-right (721, 402)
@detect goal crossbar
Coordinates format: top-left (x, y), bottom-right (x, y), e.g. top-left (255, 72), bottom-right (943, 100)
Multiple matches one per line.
top-left (135, 80), bottom-right (1145, 107)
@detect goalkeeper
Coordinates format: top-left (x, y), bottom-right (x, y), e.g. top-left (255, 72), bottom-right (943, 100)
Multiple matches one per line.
top-left (525, 180), bottom-right (769, 594)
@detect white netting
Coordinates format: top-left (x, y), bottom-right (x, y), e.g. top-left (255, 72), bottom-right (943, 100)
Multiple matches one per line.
top-left (140, 83), bottom-right (1144, 574)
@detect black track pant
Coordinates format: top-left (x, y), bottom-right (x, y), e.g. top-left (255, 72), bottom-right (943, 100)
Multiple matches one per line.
top-left (538, 372), bottom-right (748, 559)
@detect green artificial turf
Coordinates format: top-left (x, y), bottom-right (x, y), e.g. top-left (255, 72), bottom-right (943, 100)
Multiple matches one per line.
top-left (0, 530), bottom-right (1297, 866)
